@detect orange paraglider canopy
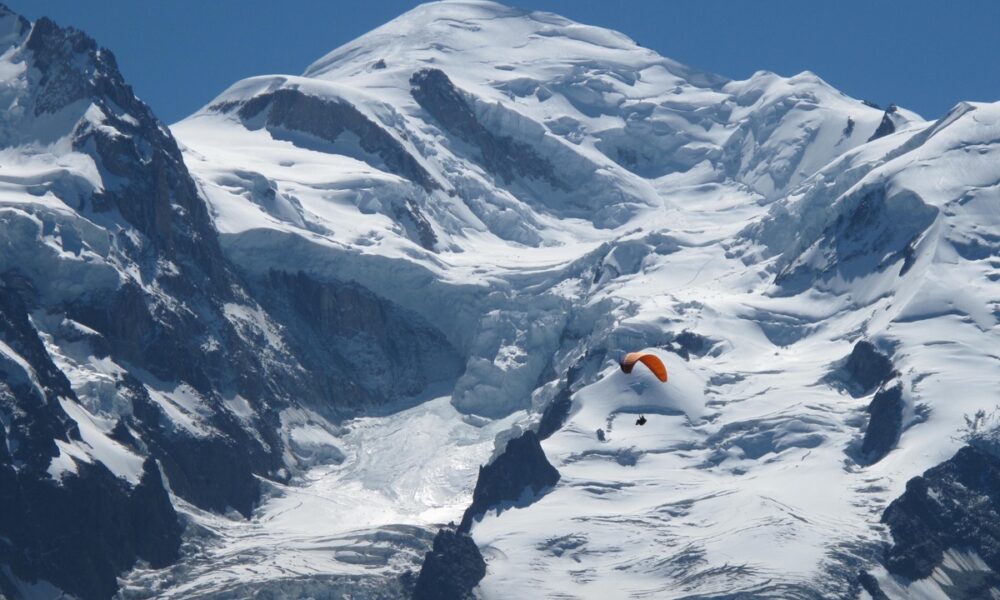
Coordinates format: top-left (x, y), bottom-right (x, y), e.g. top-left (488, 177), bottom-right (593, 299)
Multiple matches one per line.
top-left (619, 352), bottom-right (668, 382)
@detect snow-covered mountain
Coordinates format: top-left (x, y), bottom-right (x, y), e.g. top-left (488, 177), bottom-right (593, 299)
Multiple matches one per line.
top-left (0, 4), bottom-right (458, 598)
top-left (1, 1), bottom-right (998, 598)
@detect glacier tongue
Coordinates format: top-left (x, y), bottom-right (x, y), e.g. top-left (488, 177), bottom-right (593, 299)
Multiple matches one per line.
top-left (121, 395), bottom-right (521, 598)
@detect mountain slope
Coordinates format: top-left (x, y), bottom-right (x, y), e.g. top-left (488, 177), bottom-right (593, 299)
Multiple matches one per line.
top-left (0, 4), bottom-right (462, 597)
top-left (0, 5), bottom-right (300, 595)
top-left (172, 0), bottom-right (916, 423)
top-left (163, 1), bottom-right (1000, 598)
top-left (178, 0), bottom-right (913, 259)
top-left (470, 99), bottom-right (1000, 600)
top-left (170, 2), bottom-right (998, 598)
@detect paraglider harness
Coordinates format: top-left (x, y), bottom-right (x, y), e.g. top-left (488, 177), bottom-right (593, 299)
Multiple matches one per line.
top-left (635, 415), bottom-right (647, 426)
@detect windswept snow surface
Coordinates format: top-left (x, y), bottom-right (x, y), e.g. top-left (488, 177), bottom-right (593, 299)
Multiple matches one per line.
top-left (162, 1), bottom-right (1000, 598)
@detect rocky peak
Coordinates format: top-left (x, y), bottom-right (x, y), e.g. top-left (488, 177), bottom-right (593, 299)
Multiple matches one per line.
top-left (0, 4), bottom-right (28, 46)
top-left (24, 16), bottom-right (115, 115)
top-left (0, 7), bottom-right (227, 287)
top-left (459, 430), bottom-right (559, 533)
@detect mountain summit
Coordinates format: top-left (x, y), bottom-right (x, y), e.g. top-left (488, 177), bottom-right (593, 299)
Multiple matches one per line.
top-left (179, 0), bottom-right (918, 254)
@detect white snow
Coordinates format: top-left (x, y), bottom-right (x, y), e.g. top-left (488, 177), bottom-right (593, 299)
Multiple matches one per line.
top-left (164, 2), bottom-right (1000, 596)
top-left (122, 396), bottom-right (522, 597)
top-left (58, 397), bottom-right (145, 484)
top-left (144, 382), bottom-right (214, 438)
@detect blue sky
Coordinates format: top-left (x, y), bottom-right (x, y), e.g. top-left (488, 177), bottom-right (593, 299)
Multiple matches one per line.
top-left (8, 0), bottom-right (999, 124)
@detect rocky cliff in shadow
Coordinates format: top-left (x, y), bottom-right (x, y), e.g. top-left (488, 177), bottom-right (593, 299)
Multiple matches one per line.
top-left (880, 444), bottom-right (1000, 598)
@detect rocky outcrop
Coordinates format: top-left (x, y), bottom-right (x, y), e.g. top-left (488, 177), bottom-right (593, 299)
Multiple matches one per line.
top-left (122, 373), bottom-right (263, 517)
top-left (236, 88), bottom-right (438, 192)
top-left (859, 383), bottom-right (904, 465)
top-left (0, 280), bottom-right (78, 471)
top-left (882, 445), bottom-right (1000, 586)
top-left (537, 349), bottom-right (601, 439)
top-left (253, 270), bottom-right (464, 407)
top-left (537, 386), bottom-right (572, 440)
top-left (410, 68), bottom-right (565, 190)
top-left (838, 340), bottom-right (901, 466)
top-left (459, 430), bottom-right (559, 533)
top-left (858, 571), bottom-right (889, 600)
top-left (411, 430), bottom-right (558, 599)
top-left (0, 283), bottom-right (182, 600)
top-left (669, 330), bottom-right (714, 361)
top-left (839, 339), bottom-right (902, 466)
top-left (0, 457), bottom-right (181, 600)
top-left (868, 104), bottom-right (898, 142)
top-left (392, 198), bottom-right (439, 251)
top-left (412, 429), bottom-right (559, 599)
top-left (412, 528), bottom-right (486, 600)
top-left (22, 11), bottom-right (229, 287)
top-left (845, 340), bottom-right (894, 394)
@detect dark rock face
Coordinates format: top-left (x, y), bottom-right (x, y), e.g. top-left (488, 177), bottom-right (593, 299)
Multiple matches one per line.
top-left (860, 383), bottom-right (904, 465)
top-left (537, 385), bottom-right (572, 440)
top-left (60, 281), bottom-right (284, 518)
top-left (122, 374), bottom-right (262, 517)
top-left (254, 270), bottom-right (463, 408)
top-left (669, 330), bottom-right (713, 361)
top-left (128, 458), bottom-right (184, 565)
top-left (412, 528), bottom-right (486, 600)
top-left (24, 17), bottom-right (107, 115)
top-left (882, 445), bottom-right (1000, 591)
top-left (410, 68), bottom-right (565, 190)
top-left (235, 88), bottom-right (438, 192)
top-left (67, 282), bottom-right (210, 394)
top-left (0, 284), bottom-right (182, 600)
top-left (392, 198), bottom-right (439, 251)
top-left (867, 105), bottom-right (898, 142)
top-left (843, 117), bottom-right (856, 137)
top-left (857, 571), bottom-right (889, 600)
top-left (0, 281), bottom-right (78, 471)
top-left (0, 459), bottom-right (181, 600)
top-left (459, 430), bottom-right (560, 533)
top-left (537, 349), bottom-right (597, 440)
top-left (845, 340), bottom-right (894, 394)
